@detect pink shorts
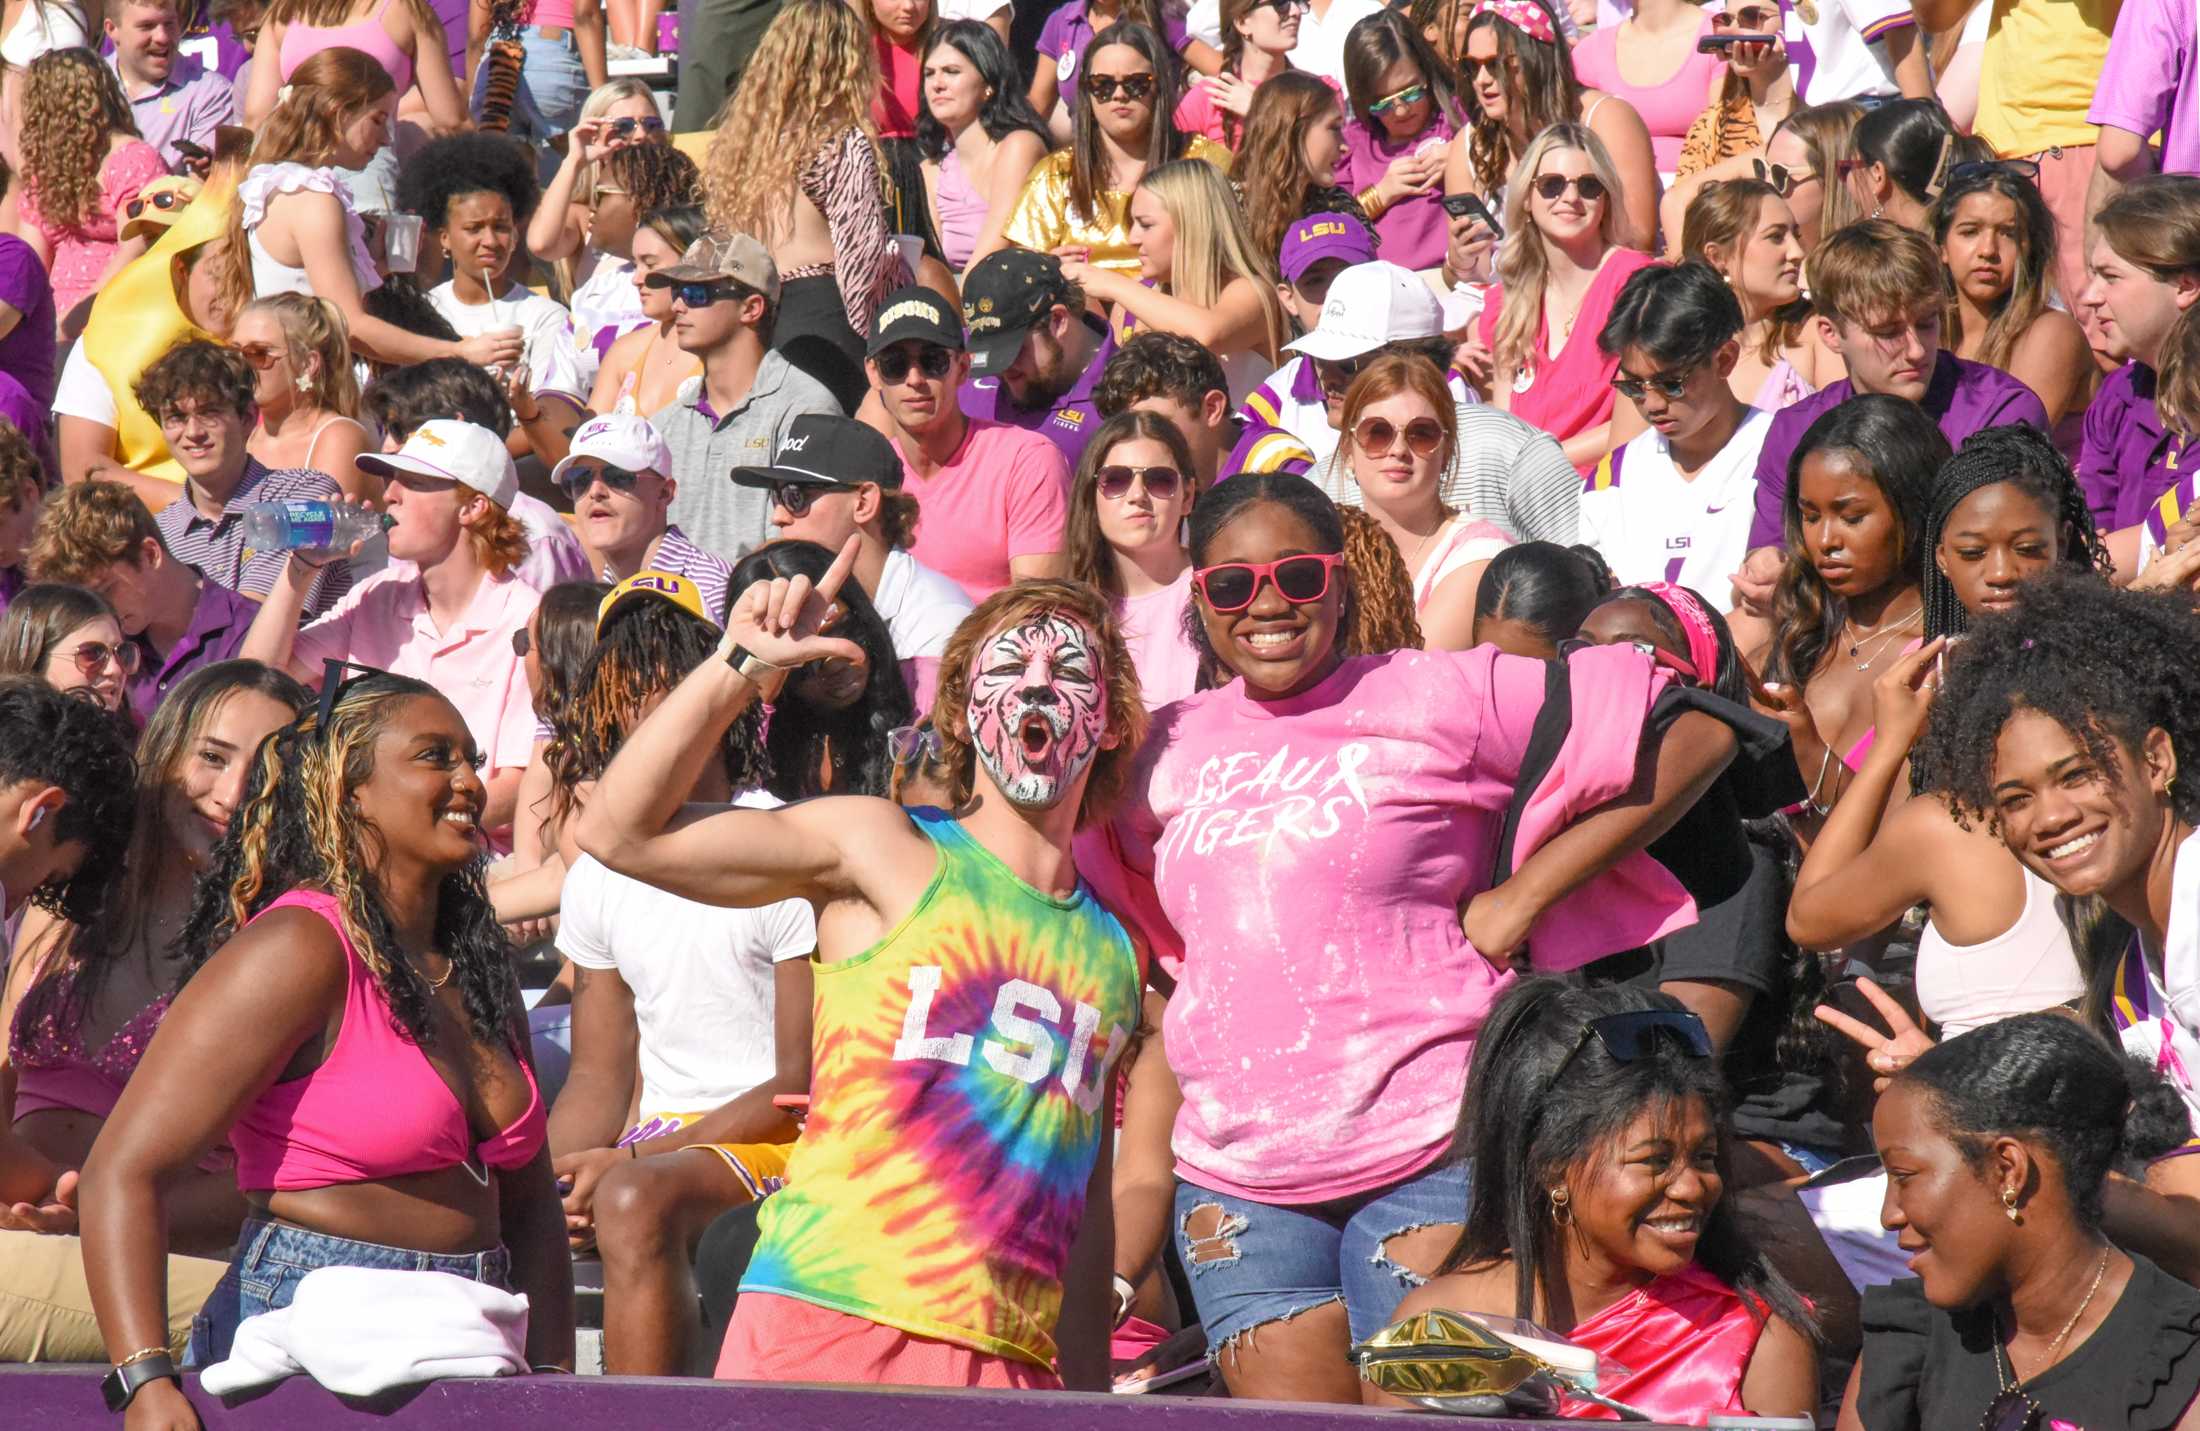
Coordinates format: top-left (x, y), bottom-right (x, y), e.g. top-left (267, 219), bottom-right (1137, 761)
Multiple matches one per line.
top-left (716, 1291), bottom-right (1064, 1390)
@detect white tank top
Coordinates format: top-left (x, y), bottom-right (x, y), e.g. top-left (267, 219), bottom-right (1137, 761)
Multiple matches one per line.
top-left (1913, 866), bottom-right (2088, 1038)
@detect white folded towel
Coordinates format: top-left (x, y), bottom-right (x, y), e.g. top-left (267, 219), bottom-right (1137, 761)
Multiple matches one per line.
top-left (200, 1267), bottom-right (528, 1398)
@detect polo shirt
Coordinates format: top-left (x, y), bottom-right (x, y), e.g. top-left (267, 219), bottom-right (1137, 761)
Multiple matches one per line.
top-left (1745, 353), bottom-right (2050, 551)
top-left (611, 524), bottom-right (735, 625)
top-left (651, 355), bottom-right (841, 563)
top-left (115, 54), bottom-right (235, 173)
top-left (383, 492), bottom-right (592, 595)
top-left (2079, 362), bottom-right (2184, 533)
top-left (292, 569), bottom-right (541, 777)
top-left (152, 458), bottom-right (350, 614)
top-left (891, 419), bottom-right (1071, 601)
top-left (959, 322), bottom-right (1115, 470)
top-left (128, 579), bottom-right (257, 720)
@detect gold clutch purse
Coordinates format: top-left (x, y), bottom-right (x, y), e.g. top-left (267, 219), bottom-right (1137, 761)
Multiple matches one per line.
top-left (1351, 1308), bottom-right (1653, 1420)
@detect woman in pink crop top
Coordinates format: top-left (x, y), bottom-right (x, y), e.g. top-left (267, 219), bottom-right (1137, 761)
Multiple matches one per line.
top-left (4, 663), bottom-right (307, 1264)
top-left (243, 0), bottom-right (469, 134)
top-left (81, 674), bottom-right (573, 1398)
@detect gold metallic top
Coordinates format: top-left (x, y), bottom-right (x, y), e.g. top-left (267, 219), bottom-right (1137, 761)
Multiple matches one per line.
top-left (1000, 138), bottom-right (1232, 274)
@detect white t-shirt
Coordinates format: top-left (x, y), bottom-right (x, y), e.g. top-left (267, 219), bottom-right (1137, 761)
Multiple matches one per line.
top-left (1784, 0), bottom-right (1915, 105)
top-left (426, 281), bottom-right (588, 402)
top-left (1579, 407), bottom-right (1771, 604)
top-left (565, 251), bottom-right (647, 386)
top-left (935, 0), bottom-right (1011, 18)
top-left (54, 342), bottom-right (116, 429)
top-left (873, 546), bottom-right (973, 662)
top-left (1186, 0), bottom-right (1383, 83)
top-left (556, 811), bottom-right (817, 1120)
top-left (1, 0), bottom-right (88, 67)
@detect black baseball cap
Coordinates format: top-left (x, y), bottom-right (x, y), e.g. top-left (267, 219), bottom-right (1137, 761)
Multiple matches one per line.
top-left (867, 285), bottom-right (965, 357)
top-left (962, 248), bottom-right (1074, 377)
top-left (729, 413), bottom-right (904, 492)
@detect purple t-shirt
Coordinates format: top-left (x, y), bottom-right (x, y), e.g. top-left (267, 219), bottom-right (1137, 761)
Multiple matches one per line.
top-left (2089, 0), bottom-right (2199, 174)
top-left (2078, 362), bottom-right (2182, 532)
top-left (0, 371), bottom-right (53, 482)
top-left (1746, 352), bottom-right (2050, 550)
top-left (1037, 0), bottom-right (1192, 108)
top-left (0, 236), bottom-right (57, 407)
top-left (959, 323), bottom-right (1117, 470)
top-left (1339, 111), bottom-right (1455, 273)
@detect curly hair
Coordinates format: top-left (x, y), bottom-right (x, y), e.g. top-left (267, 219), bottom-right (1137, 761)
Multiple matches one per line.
top-left (1462, 0), bottom-right (1579, 197)
top-left (175, 674), bottom-right (520, 1047)
top-left (396, 131), bottom-right (543, 231)
top-left (702, 0), bottom-right (885, 243)
top-left (1922, 424), bottom-right (2110, 640)
top-left (363, 357), bottom-right (514, 440)
top-left (728, 540), bottom-right (910, 799)
top-left (600, 141), bottom-right (702, 218)
top-left (26, 480), bottom-right (161, 586)
top-left (1093, 330), bottom-right (1231, 420)
top-left (0, 675), bottom-right (136, 925)
top-left (1230, 74), bottom-right (1369, 275)
top-left (1063, 410), bottom-right (1198, 600)
top-left (1764, 395), bottom-right (1946, 688)
top-left (1930, 165), bottom-right (2064, 373)
top-left (243, 293), bottom-right (362, 417)
top-left (20, 47), bottom-right (140, 233)
top-left (549, 591), bottom-right (764, 829)
top-left (133, 338), bottom-right (258, 421)
top-left (1337, 505), bottom-right (1424, 657)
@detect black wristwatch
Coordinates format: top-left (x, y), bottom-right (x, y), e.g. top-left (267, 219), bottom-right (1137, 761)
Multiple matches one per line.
top-left (101, 1352), bottom-right (179, 1413)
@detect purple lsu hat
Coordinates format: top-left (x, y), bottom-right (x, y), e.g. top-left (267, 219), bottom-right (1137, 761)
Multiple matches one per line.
top-left (1279, 212), bottom-right (1378, 285)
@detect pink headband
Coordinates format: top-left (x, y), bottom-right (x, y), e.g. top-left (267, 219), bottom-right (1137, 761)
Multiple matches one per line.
top-left (1640, 582), bottom-right (1719, 688)
top-left (1470, 0), bottom-right (1556, 45)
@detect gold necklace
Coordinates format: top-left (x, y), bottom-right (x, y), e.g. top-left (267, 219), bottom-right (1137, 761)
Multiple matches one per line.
top-left (1997, 1248), bottom-right (2111, 1391)
top-left (422, 955), bottom-right (454, 992)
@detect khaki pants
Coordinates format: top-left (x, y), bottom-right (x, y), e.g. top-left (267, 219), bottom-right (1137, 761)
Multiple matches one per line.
top-left (0, 1230), bottom-right (225, 1362)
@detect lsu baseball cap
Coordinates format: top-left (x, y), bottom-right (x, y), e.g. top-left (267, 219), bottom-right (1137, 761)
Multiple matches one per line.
top-left (643, 231), bottom-right (782, 305)
top-left (597, 570), bottom-right (711, 633)
top-left (1279, 212), bottom-right (1377, 285)
top-left (729, 413), bottom-right (903, 492)
top-left (868, 285), bottom-right (966, 357)
top-left (549, 412), bottom-right (674, 489)
top-left (356, 419), bottom-right (519, 510)
top-left (1283, 261), bottom-right (1475, 363)
top-left (961, 248), bottom-right (1072, 376)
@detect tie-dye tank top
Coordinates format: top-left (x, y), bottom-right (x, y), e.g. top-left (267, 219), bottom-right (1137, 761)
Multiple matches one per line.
top-left (740, 807), bottom-right (1142, 1367)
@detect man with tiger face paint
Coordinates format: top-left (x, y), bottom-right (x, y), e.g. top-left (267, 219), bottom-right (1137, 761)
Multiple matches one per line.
top-left (579, 545), bottom-right (1148, 1393)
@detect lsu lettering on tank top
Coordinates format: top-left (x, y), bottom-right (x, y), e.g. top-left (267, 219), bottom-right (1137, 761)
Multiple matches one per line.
top-left (740, 808), bottom-right (1142, 1367)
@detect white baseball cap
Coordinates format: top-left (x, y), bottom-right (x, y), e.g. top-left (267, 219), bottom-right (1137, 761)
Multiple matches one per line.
top-left (357, 419), bottom-right (520, 510)
top-left (1283, 261), bottom-right (1475, 363)
top-left (549, 412), bottom-right (674, 489)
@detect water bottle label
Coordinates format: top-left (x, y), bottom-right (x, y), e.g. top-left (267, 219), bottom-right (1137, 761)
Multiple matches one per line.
top-left (275, 500), bottom-right (338, 550)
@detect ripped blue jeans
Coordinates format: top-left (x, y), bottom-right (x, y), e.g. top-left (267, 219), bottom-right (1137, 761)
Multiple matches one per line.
top-left (1172, 1159), bottom-right (1471, 1359)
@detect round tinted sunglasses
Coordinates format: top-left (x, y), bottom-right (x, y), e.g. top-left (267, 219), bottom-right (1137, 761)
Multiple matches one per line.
top-left (65, 639), bottom-right (141, 677)
top-left (233, 341), bottom-right (285, 371)
top-left (1610, 365), bottom-right (1698, 403)
top-left (557, 462), bottom-right (644, 499)
top-left (1368, 82), bottom-right (1429, 116)
top-left (1533, 173), bottom-right (1608, 204)
top-left (873, 346), bottom-right (955, 383)
top-left (1194, 553), bottom-right (1345, 613)
top-left (1095, 465), bottom-right (1183, 500)
top-left (1353, 416), bottom-right (1445, 458)
top-left (1752, 156), bottom-right (1808, 195)
top-left (1711, 5), bottom-right (1778, 30)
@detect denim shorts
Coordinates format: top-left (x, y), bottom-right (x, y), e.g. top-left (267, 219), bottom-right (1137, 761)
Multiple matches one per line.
top-left (471, 31), bottom-right (589, 178)
top-left (187, 1218), bottom-right (511, 1368)
top-left (1172, 1158), bottom-right (1471, 1357)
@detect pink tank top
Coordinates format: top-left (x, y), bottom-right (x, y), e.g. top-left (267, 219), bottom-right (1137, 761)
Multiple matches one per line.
top-left (935, 147), bottom-right (989, 270)
top-left (228, 889), bottom-right (545, 1192)
top-left (280, 0), bottom-right (415, 93)
top-left (1570, 16), bottom-right (1724, 172)
top-left (9, 966), bottom-right (169, 1122)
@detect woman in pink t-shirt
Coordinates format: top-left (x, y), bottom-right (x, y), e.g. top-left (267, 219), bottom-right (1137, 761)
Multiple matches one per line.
top-left (1109, 472), bottom-right (1738, 1403)
top-left (1472, 121), bottom-right (1657, 472)
top-left (1061, 410), bottom-right (1202, 710)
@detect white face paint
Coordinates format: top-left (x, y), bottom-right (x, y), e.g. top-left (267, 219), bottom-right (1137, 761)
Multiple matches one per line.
top-left (966, 613), bottom-right (1109, 811)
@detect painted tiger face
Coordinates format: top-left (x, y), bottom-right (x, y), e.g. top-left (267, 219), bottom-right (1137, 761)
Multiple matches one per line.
top-left (966, 612), bottom-right (1110, 811)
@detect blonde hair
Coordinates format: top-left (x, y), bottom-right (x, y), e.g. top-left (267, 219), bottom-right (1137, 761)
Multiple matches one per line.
top-left (243, 292), bottom-right (362, 417)
top-left (1136, 160), bottom-right (1288, 362)
top-left (1491, 122), bottom-right (1626, 376)
top-left (1806, 218), bottom-right (1949, 328)
top-left (21, 48), bottom-right (138, 232)
top-left (702, 0), bottom-right (884, 244)
top-left (572, 77), bottom-right (657, 206)
top-left (1777, 101), bottom-right (1864, 237)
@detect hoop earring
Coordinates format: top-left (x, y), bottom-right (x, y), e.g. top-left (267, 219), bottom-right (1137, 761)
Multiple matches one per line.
top-left (2002, 1186), bottom-right (2022, 1224)
top-left (1549, 1186), bottom-right (1572, 1226)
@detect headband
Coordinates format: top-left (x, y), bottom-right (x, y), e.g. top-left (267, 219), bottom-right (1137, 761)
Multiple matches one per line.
top-left (1471, 0), bottom-right (1556, 45)
top-left (1640, 582), bottom-right (1719, 688)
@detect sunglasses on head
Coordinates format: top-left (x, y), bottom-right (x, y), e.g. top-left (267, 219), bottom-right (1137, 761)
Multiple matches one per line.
top-left (66, 639), bottom-right (140, 677)
top-left (1194, 552), bottom-right (1345, 613)
top-left (314, 658), bottom-right (397, 736)
top-left (1086, 72), bottom-right (1156, 103)
top-left (770, 480), bottom-right (856, 517)
top-left (1610, 363), bottom-right (1700, 403)
top-left (1711, 5), bottom-right (1778, 29)
top-left (125, 189), bottom-right (190, 220)
top-left (556, 462), bottom-right (643, 500)
top-left (1557, 635), bottom-right (1698, 680)
top-left (606, 114), bottom-right (666, 139)
top-left (1096, 464), bottom-right (1183, 500)
top-left (233, 341), bottom-right (284, 371)
top-left (1551, 1009), bottom-right (1713, 1082)
top-left (1368, 82), bottom-right (1429, 116)
top-left (887, 723), bottom-right (942, 768)
top-left (873, 345), bottom-right (956, 383)
top-left (1533, 172), bottom-right (1607, 203)
top-left (1948, 157), bottom-right (2042, 187)
top-left (1353, 416), bottom-right (1445, 458)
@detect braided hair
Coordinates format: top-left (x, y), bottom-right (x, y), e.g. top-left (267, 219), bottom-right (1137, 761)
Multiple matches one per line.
top-left (1921, 423), bottom-right (2111, 640)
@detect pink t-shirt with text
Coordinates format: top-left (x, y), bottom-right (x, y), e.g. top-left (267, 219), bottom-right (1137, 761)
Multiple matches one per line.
top-left (897, 419), bottom-right (1072, 602)
top-left (1114, 645), bottom-right (1550, 1203)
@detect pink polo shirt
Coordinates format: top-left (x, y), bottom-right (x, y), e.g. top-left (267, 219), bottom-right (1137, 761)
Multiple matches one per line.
top-left (292, 569), bottom-right (541, 778)
top-left (893, 419), bottom-right (1072, 602)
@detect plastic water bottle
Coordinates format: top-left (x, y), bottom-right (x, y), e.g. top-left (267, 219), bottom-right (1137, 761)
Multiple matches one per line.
top-left (240, 500), bottom-right (393, 553)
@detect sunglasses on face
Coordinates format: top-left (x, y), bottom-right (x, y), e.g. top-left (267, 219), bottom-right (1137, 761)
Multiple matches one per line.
top-left (1194, 552), bottom-right (1346, 612)
top-left (1256, 0), bottom-right (1311, 14)
top-left (770, 480), bottom-right (855, 517)
top-left (64, 639), bottom-right (140, 677)
top-left (873, 345), bottom-right (956, 383)
top-left (606, 115), bottom-right (666, 139)
top-left (1550, 1009), bottom-right (1712, 1082)
top-left (125, 189), bottom-right (190, 220)
top-left (1711, 5), bottom-right (1778, 29)
top-left (1368, 82), bottom-right (1429, 116)
top-left (1095, 464), bottom-right (1184, 500)
top-left (1948, 157), bottom-right (2042, 187)
top-left (1533, 172), bottom-right (1607, 203)
top-left (1086, 72), bottom-right (1156, 103)
top-left (233, 341), bottom-right (284, 371)
top-left (1610, 363), bottom-right (1700, 402)
top-left (556, 462), bottom-right (643, 500)
top-left (887, 723), bottom-right (942, 767)
top-left (1464, 55), bottom-right (1506, 82)
top-left (1752, 156), bottom-right (1800, 195)
top-left (674, 282), bottom-right (744, 309)
top-left (1353, 416), bottom-right (1445, 458)
top-left (1557, 635), bottom-right (1698, 680)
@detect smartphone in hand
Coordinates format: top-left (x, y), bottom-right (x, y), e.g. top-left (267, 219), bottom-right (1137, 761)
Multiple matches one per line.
top-left (1698, 31), bottom-right (1777, 49)
top-left (1440, 191), bottom-right (1503, 239)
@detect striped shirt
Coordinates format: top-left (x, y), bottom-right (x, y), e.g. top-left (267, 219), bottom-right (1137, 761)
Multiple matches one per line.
top-left (609, 525), bottom-right (735, 626)
top-left (154, 458), bottom-right (350, 616)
